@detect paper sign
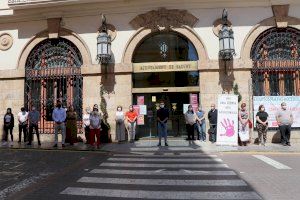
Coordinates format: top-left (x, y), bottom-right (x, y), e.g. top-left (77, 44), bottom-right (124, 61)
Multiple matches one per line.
top-left (152, 96), bottom-right (156, 102)
top-left (139, 105), bottom-right (147, 115)
top-left (137, 96), bottom-right (144, 105)
top-left (137, 115), bottom-right (144, 125)
top-left (133, 105), bottom-right (140, 115)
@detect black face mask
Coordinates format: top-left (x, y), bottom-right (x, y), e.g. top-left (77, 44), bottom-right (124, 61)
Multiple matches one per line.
top-left (57, 104), bottom-right (62, 108)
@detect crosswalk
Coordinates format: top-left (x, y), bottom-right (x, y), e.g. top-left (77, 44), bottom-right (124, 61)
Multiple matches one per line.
top-left (60, 147), bottom-right (262, 199)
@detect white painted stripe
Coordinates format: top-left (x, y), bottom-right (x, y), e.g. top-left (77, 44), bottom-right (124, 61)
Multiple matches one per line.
top-left (100, 162), bottom-right (228, 168)
top-left (113, 154), bottom-right (218, 157)
top-left (108, 158), bottom-right (223, 162)
top-left (90, 169), bottom-right (236, 176)
top-left (78, 177), bottom-right (246, 186)
top-left (130, 147), bottom-right (201, 151)
top-left (253, 155), bottom-right (292, 169)
top-left (61, 187), bottom-right (262, 199)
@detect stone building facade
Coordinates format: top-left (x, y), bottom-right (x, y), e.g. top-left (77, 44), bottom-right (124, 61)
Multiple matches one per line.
top-left (0, 0), bottom-right (300, 142)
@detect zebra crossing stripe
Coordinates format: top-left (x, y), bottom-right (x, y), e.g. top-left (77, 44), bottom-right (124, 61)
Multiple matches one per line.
top-left (253, 155), bottom-right (292, 169)
top-left (108, 158), bottom-right (223, 162)
top-left (61, 187), bottom-right (262, 199)
top-left (77, 177), bottom-right (247, 186)
top-left (90, 169), bottom-right (236, 175)
top-left (100, 162), bottom-right (228, 168)
top-left (113, 154), bottom-right (218, 157)
top-left (130, 147), bottom-right (202, 151)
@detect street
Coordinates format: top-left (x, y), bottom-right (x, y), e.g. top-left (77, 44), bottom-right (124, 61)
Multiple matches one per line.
top-left (0, 141), bottom-right (300, 200)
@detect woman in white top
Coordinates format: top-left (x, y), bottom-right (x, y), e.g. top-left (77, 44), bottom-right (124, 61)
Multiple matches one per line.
top-left (184, 105), bottom-right (198, 140)
top-left (83, 107), bottom-right (91, 144)
top-left (115, 106), bottom-right (126, 142)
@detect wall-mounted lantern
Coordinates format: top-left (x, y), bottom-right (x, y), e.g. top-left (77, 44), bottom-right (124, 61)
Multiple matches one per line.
top-left (97, 14), bottom-right (111, 65)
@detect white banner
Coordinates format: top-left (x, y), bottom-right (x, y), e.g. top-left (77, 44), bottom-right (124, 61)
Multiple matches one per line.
top-left (253, 96), bottom-right (300, 128)
top-left (217, 95), bottom-right (239, 146)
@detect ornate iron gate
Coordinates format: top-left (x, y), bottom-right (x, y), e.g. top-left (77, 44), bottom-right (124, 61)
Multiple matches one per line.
top-left (25, 38), bottom-right (83, 134)
top-left (251, 27), bottom-right (300, 96)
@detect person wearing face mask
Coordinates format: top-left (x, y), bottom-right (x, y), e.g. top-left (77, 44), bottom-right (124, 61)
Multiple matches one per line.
top-left (185, 105), bottom-right (197, 140)
top-left (52, 100), bottom-right (67, 148)
top-left (125, 105), bottom-right (138, 143)
top-left (276, 102), bottom-right (293, 146)
top-left (89, 104), bottom-right (102, 149)
top-left (27, 106), bottom-right (41, 146)
top-left (238, 103), bottom-right (250, 146)
top-left (115, 106), bottom-right (126, 143)
top-left (3, 108), bottom-right (14, 146)
top-left (256, 105), bottom-right (269, 146)
top-left (157, 101), bottom-right (169, 146)
top-left (208, 103), bottom-right (218, 143)
top-left (17, 107), bottom-right (29, 143)
top-left (83, 107), bottom-right (91, 144)
top-left (196, 106), bottom-right (206, 142)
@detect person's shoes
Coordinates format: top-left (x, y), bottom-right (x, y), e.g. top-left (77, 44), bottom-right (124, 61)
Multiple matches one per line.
top-left (97, 145), bottom-right (100, 149)
top-left (62, 144), bottom-right (65, 148)
top-left (165, 143), bottom-right (168, 146)
top-left (38, 142), bottom-right (41, 146)
top-left (27, 143), bottom-right (31, 146)
top-left (157, 143), bottom-right (161, 147)
top-left (287, 143), bottom-right (291, 146)
top-left (283, 143), bottom-right (287, 146)
top-left (203, 140), bottom-right (206, 142)
top-left (53, 144), bottom-right (58, 148)
top-left (18, 141), bottom-right (21, 143)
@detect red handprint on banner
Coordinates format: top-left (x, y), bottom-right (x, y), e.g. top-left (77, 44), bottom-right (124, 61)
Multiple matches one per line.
top-left (220, 118), bottom-right (235, 137)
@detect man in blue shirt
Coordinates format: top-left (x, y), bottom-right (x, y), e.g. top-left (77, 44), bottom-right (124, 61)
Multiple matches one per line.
top-left (52, 100), bottom-right (67, 147)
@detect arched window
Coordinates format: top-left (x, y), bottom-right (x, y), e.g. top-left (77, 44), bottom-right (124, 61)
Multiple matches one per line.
top-left (251, 27), bottom-right (300, 96)
top-left (25, 38), bottom-right (83, 134)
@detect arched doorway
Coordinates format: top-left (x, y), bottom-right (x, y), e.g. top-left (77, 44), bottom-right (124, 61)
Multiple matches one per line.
top-left (25, 38), bottom-right (83, 134)
top-left (251, 27), bottom-right (300, 96)
top-left (131, 32), bottom-right (200, 138)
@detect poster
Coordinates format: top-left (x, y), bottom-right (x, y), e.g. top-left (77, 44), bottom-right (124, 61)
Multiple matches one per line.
top-left (253, 96), bottom-right (300, 127)
top-left (189, 94), bottom-right (198, 105)
top-left (139, 105), bottom-right (147, 115)
top-left (133, 105), bottom-right (140, 115)
top-left (137, 96), bottom-right (144, 105)
top-left (137, 115), bottom-right (144, 125)
top-left (216, 94), bottom-right (239, 146)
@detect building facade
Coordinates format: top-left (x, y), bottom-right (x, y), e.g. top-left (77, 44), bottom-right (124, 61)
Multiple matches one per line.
top-left (0, 0), bottom-right (300, 142)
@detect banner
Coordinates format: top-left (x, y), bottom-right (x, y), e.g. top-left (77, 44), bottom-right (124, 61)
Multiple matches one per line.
top-left (253, 96), bottom-right (300, 127)
top-left (137, 96), bottom-right (144, 105)
top-left (217, 95), bottom-right (238, 146)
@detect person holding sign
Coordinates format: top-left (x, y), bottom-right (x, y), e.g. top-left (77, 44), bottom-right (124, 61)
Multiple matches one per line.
top-left (125, 105), bottom-right (138, 143)
top-left (276, 102), bottom-right (293, 146)
top-left (157, 101), bottom-right (169, 146)
top-left (238, 103), bottom-right (250, 146)
top-left (256, 105), bottom-right (269, 146)
top-left (208, 104), bottom-right (218, 143)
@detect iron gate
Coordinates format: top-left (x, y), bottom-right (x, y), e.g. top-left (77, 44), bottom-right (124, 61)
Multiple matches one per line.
top-left (25, 38), bottom-right (83, 134)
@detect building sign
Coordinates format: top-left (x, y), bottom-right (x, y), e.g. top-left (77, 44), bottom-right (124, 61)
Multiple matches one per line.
top-left (253, 96), bottom-right (300, 128)
top-left (133, 61), bottom-right (198, 73)
top-left (217, 95), bottom-right (238, 146)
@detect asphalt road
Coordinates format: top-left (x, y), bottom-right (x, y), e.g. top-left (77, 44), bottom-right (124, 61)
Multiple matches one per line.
top-left (0, 147), bottom-right (299, 200)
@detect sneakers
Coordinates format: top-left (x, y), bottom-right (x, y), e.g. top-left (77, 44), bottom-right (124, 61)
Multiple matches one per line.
top-left (165, 143), bottom-right (169, 146)
top-left (157, 143), bottom-right (161, 147)
top-left (53, 144), bottom-right (58, 147)
top-left (62, 144), bottom-right (65, 148)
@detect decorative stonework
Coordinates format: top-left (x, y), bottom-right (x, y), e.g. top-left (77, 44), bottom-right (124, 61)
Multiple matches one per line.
top-left (272, 5), bottom-right (289, 28)
top-left (130, 8), bottom-right (198, 30)
top-left (212, 18), bottom-right (232, 37)
top-left (98, 24), bottom-right (117, 41)
top-left (0, 33), bottom-right (13, 51)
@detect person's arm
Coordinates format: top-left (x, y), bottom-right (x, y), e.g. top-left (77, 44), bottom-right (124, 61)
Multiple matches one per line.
top-left (256, 116), bottom-right (264, 124)
top-left (11, 114), bottom-right (14, 127)
top-left (62, 110), bottom-right (67, 122)
top-left (52, 110), bottom-right (57, 122)
top-left (290, 113), bottom-right (294, 125)
top-left (17, 113), bottom-right (21, 123)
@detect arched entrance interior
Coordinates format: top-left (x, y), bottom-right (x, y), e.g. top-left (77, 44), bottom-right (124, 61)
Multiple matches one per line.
top-left (131, 31), bottom-right (200, 138)
top-left (25, 38), bottom-right (83, 134)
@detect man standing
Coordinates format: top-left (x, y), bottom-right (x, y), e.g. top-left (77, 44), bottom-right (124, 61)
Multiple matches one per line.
top-left (208, 103), bottom-right (218, 143)
top-left (27, 106), bottom-right (41, 146)
top-left (276, 102), bottom-right (293, 146)
top-left (52, 101), bottom-right (67, 148)
top-left (157, 101), bottom-right (169, 146)
top-left (125, 105), bottom-right (138, 143)
top-left (17, 107), bottom-right (28, 143)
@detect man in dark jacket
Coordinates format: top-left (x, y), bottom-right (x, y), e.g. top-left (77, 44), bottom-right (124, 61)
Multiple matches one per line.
top-left (27, 106), bottom-right (41, 146)
top-left (208, 103), bottom-right (218, 143)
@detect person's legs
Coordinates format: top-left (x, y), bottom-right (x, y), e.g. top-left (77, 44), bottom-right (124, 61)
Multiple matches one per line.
top-left (84, 127), bottom-right (90, 144)
top-left (35, 125), bottom-right (41, 145)
top-left (9, 128), bottom-right (13, 142)
top-left (96, 129), bottom-right (101, 148)
top-left (54, 124), bottom-right (59, 145)
top-left (286, 125), bottom-right (291, 145)
top-left (3, 126), bottom-right (8, 142)
top-left (18, 124), bottom-right (22, 142)
top-left (61, 123), bottom-right (66, 145)
top-left (196, 123), bottom-right (201, 140)
top-left (211, 125), bottom-right (217, 143)
top-left (157, 123), bottom-right (162, 145)
top-left (257, 124), bottom-right (262, 144)
top-left (28, 125), bottom-right (33, 144)
top-left (132, 122), bottom-right (136, 141)
top-left (89, 129), bottom-right (95, 146)
top-left (23, 125), bottom-right (28, 142)
top-left (163, 123), bottom-right (168, 144)
top-left (186, 124), bottom-right (191, 140)
top-left (279, 125), bottom-right (287, 145)
top-left (191, 124), bottom-right (195, 140)
top-left (202, 123), bottom-right (206, 141)
top-left (262, 125), bottom-right (268, 145)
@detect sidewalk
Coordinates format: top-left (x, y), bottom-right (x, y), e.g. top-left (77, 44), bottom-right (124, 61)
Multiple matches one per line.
top-left (1, 139), bottom-right (300, 153)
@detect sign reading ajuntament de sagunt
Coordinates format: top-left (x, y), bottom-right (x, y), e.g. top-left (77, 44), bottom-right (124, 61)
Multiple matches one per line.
top-left (133, 61), bottom-right (198, 73)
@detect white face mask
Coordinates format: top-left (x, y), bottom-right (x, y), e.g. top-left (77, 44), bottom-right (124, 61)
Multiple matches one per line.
top-left (117, 108), bottom-right (122, 111)
top-left (282, 106), bottom-right (287, 110)
top-left (160, 104), bottom-right (165, 108)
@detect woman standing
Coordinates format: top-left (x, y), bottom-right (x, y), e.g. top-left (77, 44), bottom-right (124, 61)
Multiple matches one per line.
top-left (115, 106), bottom-right (126, 143)
top-left (83, 107), bottom-right (91, 144)
top-left (238, 103), bottom-right (250, 146)
top-left (256, 105), bottom-right (269, 146)
top-left (125, 105), bottom-right (138, 143)
top-left (3, 108), bottom-right (14, 146)
top-left (89, 104), bottom-right (101, 149)
top-left (66, 105), bottom-right (78, 145)
top-left (184, 105), bottom-right (197, 140)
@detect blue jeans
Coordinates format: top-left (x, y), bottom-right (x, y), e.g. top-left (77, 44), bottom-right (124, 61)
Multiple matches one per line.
top-left (158, 122), bottom-right (167, 143)
top-left (196, 122), bottom-right (206, 141)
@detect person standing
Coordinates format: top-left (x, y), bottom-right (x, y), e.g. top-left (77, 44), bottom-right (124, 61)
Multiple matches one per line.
top-left (256, 105), bottom-right (269, 146)
top-left (208, 103), bottom-right (218, 143)
top-left (52, 100), bottom-right (67, 148)
top-left (66, 105), bottom-right (78, 145)
top-left (125, 105), bottom-right (138, 143)
top-left (185, 105), bottom-right (197, 140)
top-left (89, 104), bottom-right (101, 149)
top-left (83, 107), bottom-right (91, 144)
top-left (238, 103), bottom-right (250, 146)
top-left (115, 106), bottom-right (126, 143)
top-left (157, 101), bottom-right (169, 146)
top-left (196, 106), bottom-right (206, 142)
top-left (17, 107), bottom-right (28, 143)
top-left (3, 108), bottom-right (14, 146)
top-left (27, 106), bottom-right (41, 146)
top-left (276, 102), bottom-right (293, 146)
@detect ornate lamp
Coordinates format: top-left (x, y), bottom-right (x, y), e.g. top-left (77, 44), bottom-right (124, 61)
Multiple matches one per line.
top-left (219, 9), bottom-right (235, 62)
top-left (97, 14), bottom-right (111, 64)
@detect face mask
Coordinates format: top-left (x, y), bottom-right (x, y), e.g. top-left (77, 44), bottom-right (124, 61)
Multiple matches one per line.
top-left (7, 110), bottom-right (11, 114)
top-left (117, 108), bottom-right (121, 111)
top-left (282, 106), bottom-right (287, 110)
top-left (57, 104), bottom-right (62, 108)
top-left (261, 108), bottom-right (265, 111)
top-left (160, 104), bottom-right (164, 108)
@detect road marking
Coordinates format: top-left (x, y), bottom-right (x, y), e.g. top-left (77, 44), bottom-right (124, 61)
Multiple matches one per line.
top-left (100, 162), bottom-right (228, 168)
top-left (113, 153), bottom-right (218, 157)
top-left (108, 158), bottom-right (223, 162)
top-left (61, 187), bottom-right (262, 199)
top-left (90, 169), bottom-right (236, 176)
top-left (130, 147), bottom-right (201, 151)
top-left (253, 155), bottom-right (292, 169)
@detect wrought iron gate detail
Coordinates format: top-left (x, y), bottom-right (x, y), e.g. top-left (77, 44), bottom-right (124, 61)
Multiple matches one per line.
top-left (251, 27), bottom-right (300, 96)
top-left (25, 38), bottom-right (83, 134)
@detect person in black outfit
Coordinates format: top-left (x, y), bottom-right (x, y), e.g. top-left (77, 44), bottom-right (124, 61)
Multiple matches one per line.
top-left (157, 101), bottom-right (169, 146)
top-left (208, 103), bottom-right (218, 143)
top-left (3, 108), bottom-right (14, 145)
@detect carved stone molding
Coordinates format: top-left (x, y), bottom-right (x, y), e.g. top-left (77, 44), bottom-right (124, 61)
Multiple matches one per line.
top-left (47, 18), bottom-right (61, 39)
top-left (0, 33), bottom-right (13, 51)
top-left (272, 5), bottom-right (289, 28)
top-left (130, 8), bottom-right (198, 30)
top-left (98, 24), bottom-right (117, 41)
top-left (212, 18), bottom-right (232, 37)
